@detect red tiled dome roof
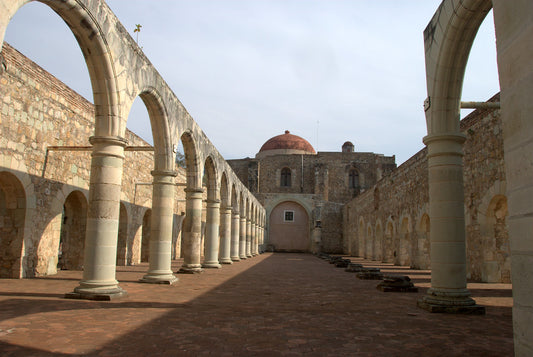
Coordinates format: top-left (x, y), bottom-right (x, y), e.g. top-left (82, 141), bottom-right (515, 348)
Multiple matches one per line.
top-left (259, 130), bottom-right (316, 154)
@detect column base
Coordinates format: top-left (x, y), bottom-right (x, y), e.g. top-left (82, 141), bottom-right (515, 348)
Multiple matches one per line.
top-left (231, 256), bottom-right (241, 262)
top-left (246, 254), bottom-right (253, 258)
top-left (417, 288), bottom-right (485, 315)
top-left (252, 253), bottom-right (258, 257)
top-left (178, 264), bottom-right (204, 274)
top-left (139, 273), bottom-right (178, 285)
top-left (239, 255), bottom-right (247, 260)
top-left (220, 258), bottom-right (233, 264)
top-left (202, 262), bottom-right (222, 269)
top-left (65, 286), bottom-right (127, 301)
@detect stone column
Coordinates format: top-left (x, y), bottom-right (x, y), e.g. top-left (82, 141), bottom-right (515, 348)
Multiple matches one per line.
top-left (231, 212), bottom-right (240, 261)
top-left (250, 222), bottom-right (256, 256)
top-left (66, 136), bottom-right (127, 300)
top-left (492, 2), bottom-right (533, 352)
top-left (417, 133), bottom-right (484, 314)
top-left (203, 199), bottom-right (222, 268)
top-left (140, 170), bottom-right (178, 284)
top-left (253, 223), bottom-right (259, 256)
top-left (246, 219), bottom-right (252, 258)
top-left (219, 206), bottom-right (233, 264)
top-left (239, 217), bottom-right (247, 260)
top-left (178, 188), bottom-right (204, 274)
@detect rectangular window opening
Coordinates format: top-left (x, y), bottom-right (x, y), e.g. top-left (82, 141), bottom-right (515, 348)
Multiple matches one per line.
top-left (284, 210), bottom-right (294, 222)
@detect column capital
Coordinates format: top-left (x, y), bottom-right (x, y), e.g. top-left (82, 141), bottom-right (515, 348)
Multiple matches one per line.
top-left (423, 132), bottom-right (466, 159)
top-left (89, 135), bottom-right (128, 159)
top-left (151, 169), bottom-right (178, 177)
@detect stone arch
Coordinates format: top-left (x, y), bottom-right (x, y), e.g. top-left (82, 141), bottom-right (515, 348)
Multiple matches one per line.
top-left (269, 200), bottom-right (310, 252)
top-left (415, 213), bottom-right (431, 270)
top-left (141, 208), bottom-right (152, 263)
top-left (384, 218), bottom-right (395, 263)
top-left (116, 202), bottom-right (129, 266)
top-left (0, 0), bottom-right (122, 137)
top-left (231, 184), bottom-right (239, 214)
top-left (220, 173), bottom-right (230, 209)
top-left (398, 216), bottom-right (411, 266)
top-left (203, 156), bottom-right (219, 201)
top-left (424, 0), bottom-right (493, 136)
top-left (0, 171), bottom-right (26, 278)
top-left (135, 88), bottom-right (174, 172)
top-left (180, 131), bottom-right (201, 189)
top-left (479, 194), bottom-right (510, 283)
top-left (57, 190), bottom-right (87, 271)
top-left (374, 220), bottom-right (383, 261)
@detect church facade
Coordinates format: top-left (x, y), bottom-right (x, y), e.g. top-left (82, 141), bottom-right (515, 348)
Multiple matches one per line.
top-left (228, 130), bottom-right (396, 253)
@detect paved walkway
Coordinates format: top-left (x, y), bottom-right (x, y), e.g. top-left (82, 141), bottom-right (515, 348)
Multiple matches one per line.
top-left (0, 253), bottom-right (513, 356)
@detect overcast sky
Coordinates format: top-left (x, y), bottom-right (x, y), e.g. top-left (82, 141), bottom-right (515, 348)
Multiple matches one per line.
top-left (4, 0), bottom-right (499, 164)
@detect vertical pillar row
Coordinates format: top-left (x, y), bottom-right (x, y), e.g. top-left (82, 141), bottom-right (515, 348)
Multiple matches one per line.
top-left (230, 212), bottom-right (240, 261)
top-left (417, 133), bottom-right (484, 314)
top-left (239, 217), bottom-right (247, 259)
top-left (219, 206), bottom-right (233, 264)
top-left (203, 199), bottom-right (222, 269)
top-left (178, 188), bottom-right (204, 274)
top-left (140, 170), bottom-right (178, 284)
top-left (246, 219), bottom-right (252, 258)
top-left (66, 136), bottom-right (128, 300)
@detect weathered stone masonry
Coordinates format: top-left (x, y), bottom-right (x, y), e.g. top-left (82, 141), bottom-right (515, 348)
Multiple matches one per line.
top-left (344, 94), bottom-right (510, 283)
top-left (0, 43), bottom-right (187, 277)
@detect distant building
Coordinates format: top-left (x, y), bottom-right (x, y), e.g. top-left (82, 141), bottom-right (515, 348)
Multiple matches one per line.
top-left (228, 130), bottom-right (396, 253)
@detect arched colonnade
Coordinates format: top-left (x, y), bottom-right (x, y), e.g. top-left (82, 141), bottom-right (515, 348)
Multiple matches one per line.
top-left (0, 0), bottom-right (265, 299)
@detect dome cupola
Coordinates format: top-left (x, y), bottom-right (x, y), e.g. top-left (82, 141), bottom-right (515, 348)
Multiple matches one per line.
top-left (256, 130), bottom-right (316, 159)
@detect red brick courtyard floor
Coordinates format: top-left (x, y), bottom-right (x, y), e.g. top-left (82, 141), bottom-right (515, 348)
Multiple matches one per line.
top-left (0, 253), bottom-right (513, 356)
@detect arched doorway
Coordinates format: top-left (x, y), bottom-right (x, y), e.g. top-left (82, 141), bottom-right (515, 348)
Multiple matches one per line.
top-left (0, 171), bottom-right (26, 278)
top-left (116, 203), bottom-right (128, 265)
top-left (269, 201), bottom-right (309, 252)
top-left (58, 190), bottom-right (87, 270)
top-left (141, 209), bottom-right (151, 263)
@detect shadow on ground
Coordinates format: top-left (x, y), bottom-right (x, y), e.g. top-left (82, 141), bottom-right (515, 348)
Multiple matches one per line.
top-left (0, 253), bottom-right (513, 356)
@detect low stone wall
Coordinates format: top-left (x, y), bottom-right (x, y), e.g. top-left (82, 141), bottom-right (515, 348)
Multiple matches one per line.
top-left (343, 94), bottom-right (510, 283)
top-left (0, 43), bottom-right (186, 277)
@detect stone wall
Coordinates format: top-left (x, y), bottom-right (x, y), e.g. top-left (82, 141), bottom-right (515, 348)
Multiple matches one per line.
top-left (0, 43), bottom-right (187, 277)
top-left (343, 94), bottom-right (510, 283)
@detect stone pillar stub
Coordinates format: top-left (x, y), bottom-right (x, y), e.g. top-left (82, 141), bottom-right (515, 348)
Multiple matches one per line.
top-left (417, 133), bottom-right (485, 314)
top-left (66, 135), bottom-right (128, 301)
top-left (219, 206), bottom-right (233, 264)
top-left (231, 213), bottom-right (241, 261)
top-left (203, 199), bottom-right (222, 269)
top-left (239, 217), bottom-right (247, 259)
top-left (140, 170), bottom-right (178, 284)
top-left (178, 188), bottom-right (204, 274)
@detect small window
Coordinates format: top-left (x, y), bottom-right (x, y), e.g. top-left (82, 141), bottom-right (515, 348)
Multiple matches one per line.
top-left (349, 169), bottom-right (359, 189)
top-left (284, 210), bottom-right (294, 222)
top-left (281, 167), bottom-right (291, 187)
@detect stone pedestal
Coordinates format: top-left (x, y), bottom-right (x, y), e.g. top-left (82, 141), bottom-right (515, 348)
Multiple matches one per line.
top-left (203, 199), bottom-right (222, 269)
top-left (66, 136), bottom-right (128, 300)
top-left (178, 188), bottom-right (204, 274)
top-left (377, 275), bottom-right (418, 292)
top-left (140, 170), bottom-right (178, 284)
top-left (419, 133), bottom-right (484, 314)
top-left (231, 212), bottom-right (240, 261)
top-left (356, 267), bottom-right (384, 280)
top-left (219, 206), bottom-right (233, 264)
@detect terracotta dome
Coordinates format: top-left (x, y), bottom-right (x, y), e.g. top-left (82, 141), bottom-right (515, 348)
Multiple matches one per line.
top-left (256, 130), bottom-right (316, 158)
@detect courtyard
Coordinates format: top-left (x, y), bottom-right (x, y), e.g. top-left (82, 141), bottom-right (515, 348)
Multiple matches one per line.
top-left (0, 252), bottom-right (513, 356)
